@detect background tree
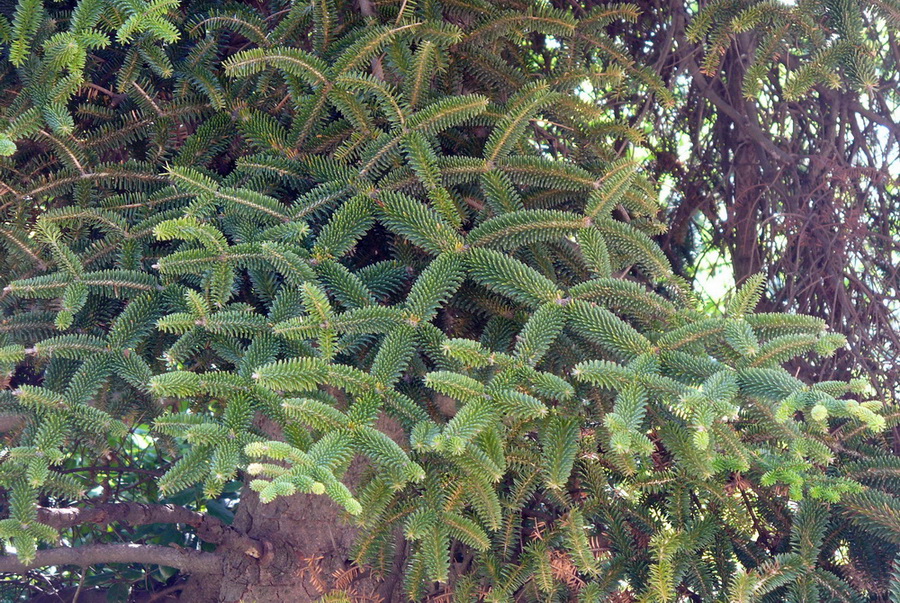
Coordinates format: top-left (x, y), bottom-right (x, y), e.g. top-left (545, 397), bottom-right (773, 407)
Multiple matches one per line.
top-left (0, 1), bottom-right (896, 602)
top-left (606, 0), bottom-right (900, 398)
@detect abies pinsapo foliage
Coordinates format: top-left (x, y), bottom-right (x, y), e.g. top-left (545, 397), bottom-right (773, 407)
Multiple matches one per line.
top-left (0, 0), bottom-right (897, 601)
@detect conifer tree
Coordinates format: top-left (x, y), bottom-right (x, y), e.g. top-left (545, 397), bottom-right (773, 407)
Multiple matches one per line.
top-left (0, 0), bottom-right (897, 601)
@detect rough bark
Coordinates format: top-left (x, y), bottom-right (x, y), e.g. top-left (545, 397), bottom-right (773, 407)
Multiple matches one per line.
top-left (178, 416), bottom-right (407, 602)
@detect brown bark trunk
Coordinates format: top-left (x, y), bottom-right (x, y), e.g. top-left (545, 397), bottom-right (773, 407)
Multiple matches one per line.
top-left (179, 416), bottom-right (406, 602)
top-left (728, 139), bottom-right (764, 285)
top-left (178, 487), bottom-right (360, 602)
top-left (721, 41), bottom-right (765, 287)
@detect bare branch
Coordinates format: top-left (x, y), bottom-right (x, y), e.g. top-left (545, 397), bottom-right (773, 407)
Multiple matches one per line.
top-left (682, 57), bottom-right (793, 163)
top-left (37, 503), bottom-right (267, 560)
top-left (39, 503), bottom-right (211, 533)
top-left (0, 544), bottom-right (221, 574)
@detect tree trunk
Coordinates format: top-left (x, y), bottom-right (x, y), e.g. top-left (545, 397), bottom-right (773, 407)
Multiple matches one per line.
top-left (721, 42), bottom-right (765, 287)
top-left (178, 487), bottom-right (360, 602)
top-left (728, 138), bottom-right (764, 285)
top-left (180, 416), bottom-right (406, 602)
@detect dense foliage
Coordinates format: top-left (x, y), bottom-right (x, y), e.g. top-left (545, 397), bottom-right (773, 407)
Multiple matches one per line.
top-left (0, 0), bottom-right (898, 601)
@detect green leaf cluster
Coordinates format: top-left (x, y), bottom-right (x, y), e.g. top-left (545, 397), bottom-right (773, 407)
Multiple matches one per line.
top-left (0, 0), bottom-right (896, 600)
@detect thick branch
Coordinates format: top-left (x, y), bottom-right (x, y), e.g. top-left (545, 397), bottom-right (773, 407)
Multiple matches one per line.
top-left (0, 413), bottom-right (25, 434)
top-left (0, 544), bottom-right (221, 574)
top-left (37, 503), bottom-right (266, 560)
top-left (39, 503), bottom-right (211, 533)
